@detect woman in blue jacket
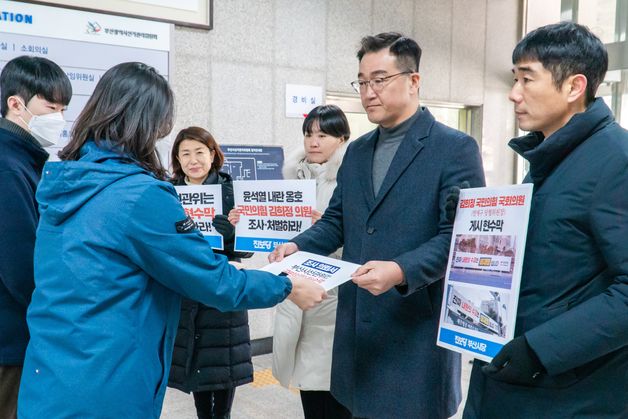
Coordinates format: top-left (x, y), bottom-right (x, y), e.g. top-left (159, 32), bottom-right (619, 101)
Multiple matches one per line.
top-left (17, 62), bottom-right (326, 419)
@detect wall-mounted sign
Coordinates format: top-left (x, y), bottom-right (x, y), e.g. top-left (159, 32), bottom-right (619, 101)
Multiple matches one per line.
top-left (20, 0), bottom-right (212, 30)
top-left (0, 0), bottom-right (170, 160)
top-left (285, 84), bottom-right (322, 118)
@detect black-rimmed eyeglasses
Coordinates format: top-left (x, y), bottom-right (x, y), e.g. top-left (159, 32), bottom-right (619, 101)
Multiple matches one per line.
top-left (350, 71), bottom-right (413, 94)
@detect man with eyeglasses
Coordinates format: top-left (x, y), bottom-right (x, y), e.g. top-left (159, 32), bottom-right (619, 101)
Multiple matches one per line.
top-left (270, 32), bottom-right (485, 418)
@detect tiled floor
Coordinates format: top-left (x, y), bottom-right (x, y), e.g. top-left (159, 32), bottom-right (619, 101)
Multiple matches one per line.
top-left (161, 353), bottom-right (473, 418)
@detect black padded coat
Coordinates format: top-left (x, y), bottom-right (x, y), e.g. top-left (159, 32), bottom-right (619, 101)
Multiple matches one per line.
top-left (168, 171), bottom-right (254, 392)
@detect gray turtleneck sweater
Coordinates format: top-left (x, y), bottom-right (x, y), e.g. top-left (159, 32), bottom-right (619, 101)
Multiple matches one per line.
top-left (372, 108), bottom-right (421, 196)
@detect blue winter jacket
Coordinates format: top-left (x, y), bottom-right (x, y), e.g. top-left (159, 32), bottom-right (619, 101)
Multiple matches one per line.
top-left (18, 141), bottom-right (291, 418)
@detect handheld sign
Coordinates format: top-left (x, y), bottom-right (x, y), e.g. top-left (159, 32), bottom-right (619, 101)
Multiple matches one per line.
top-left (437, 184), bottom-right (533, 362)
top-left (175, 184), bottom-right (224, 250)
top-left (233, 180), bottom-right (316, 252)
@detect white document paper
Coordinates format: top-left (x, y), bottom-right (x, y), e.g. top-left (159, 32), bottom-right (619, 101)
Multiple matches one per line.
top-left (437, 184), bottom-right (533, 362)
top-left (260, 251), bottom-right (360, 291)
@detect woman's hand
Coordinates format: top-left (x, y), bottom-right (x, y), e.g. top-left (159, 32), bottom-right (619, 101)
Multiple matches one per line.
top-left (287, 275), bottom-right (327, 310)
top-left (311, 209), bottom-right (322, 224)
top-left (227, 208), bottom-right (241, 225)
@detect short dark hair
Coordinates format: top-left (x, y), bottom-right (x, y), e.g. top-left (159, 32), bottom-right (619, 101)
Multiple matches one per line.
top-left (0, 55), bottom-right (72, 117)
top-left (513, 21), bottom-right (607, 105)
top-left (60, 62), bottom-right (173, 179)
top-left (357, 32), bottom-right (422, 72)
top-left (302, 105), bottom-right (350, 142)
top-left (171, 126), bottom-right (225, 181)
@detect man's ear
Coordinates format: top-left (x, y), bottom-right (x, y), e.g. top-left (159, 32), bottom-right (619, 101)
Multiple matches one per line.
top-left (410, 73), bottom-right (421, 94)
top-left (566, 74), bottom-right (588, 104)
top-left (6, 95), bottom-right (25, 116)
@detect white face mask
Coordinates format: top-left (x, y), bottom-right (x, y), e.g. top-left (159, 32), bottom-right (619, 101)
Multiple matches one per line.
top-left (18, 99), bottom-right (66, 147)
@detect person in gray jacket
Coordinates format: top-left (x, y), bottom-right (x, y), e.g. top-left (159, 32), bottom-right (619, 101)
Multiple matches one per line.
top-left (464, 22), bottom-right (628, 419)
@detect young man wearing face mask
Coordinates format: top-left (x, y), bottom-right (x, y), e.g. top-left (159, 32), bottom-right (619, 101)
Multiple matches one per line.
top-left (0, 55), bottom-right (71, 418)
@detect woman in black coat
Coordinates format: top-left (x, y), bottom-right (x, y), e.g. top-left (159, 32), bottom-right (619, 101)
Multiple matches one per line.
top-left (168, 126), bottom-right (253, 419)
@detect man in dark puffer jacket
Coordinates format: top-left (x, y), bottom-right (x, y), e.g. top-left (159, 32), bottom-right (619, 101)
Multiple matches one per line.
top-left (464, 22), bottom-right (628, 419)
top-left (0, 56), bottom-right (71, 418)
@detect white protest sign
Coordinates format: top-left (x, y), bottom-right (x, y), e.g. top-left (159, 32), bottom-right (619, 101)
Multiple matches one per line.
top-left (175, 184), bottom-right (224, 250)
top-left (233, 180), bottom-right (316, 252)
top-left (437, 184), bottom-right (533, 362)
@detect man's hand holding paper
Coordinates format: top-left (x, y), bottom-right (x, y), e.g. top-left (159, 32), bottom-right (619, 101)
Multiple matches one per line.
top-left (268, 242), bottom-right (300, 263)
top-left (351, 260), bottom-right (405, 296)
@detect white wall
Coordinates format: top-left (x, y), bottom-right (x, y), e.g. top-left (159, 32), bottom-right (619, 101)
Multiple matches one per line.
top-left (525, 0), bottom-right (562, 32)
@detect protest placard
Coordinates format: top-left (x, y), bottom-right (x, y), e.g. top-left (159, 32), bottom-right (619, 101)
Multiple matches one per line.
top-left (233, 180), bottom-right (316, 252)
top-left (175, 184), bottom-right (224, 250)
top-left (437, 184), bottom-right (533, 362)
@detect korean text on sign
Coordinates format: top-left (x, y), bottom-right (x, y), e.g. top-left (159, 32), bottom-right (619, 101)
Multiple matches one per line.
top-left (233, 179), bottom-right (316, 252)
top-left (174, 184), bottom-right (224, 250)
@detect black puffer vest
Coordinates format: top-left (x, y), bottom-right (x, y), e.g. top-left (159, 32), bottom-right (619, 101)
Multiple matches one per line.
top-left (168, 171), bottom-right (254, 392)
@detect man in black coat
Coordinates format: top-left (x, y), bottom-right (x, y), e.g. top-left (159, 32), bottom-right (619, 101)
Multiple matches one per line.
top-left (0, 56), bottom-right (71, 418)
top-left (271, 33), bottom-right (485, 418)
top-left (464, 22), bottom-right (628, 419)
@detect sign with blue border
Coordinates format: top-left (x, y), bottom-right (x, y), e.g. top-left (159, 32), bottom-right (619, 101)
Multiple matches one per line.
top-left (233, 180), bottom-right (316, 253)
top-left (436, 184), bottom-right (533, 362)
